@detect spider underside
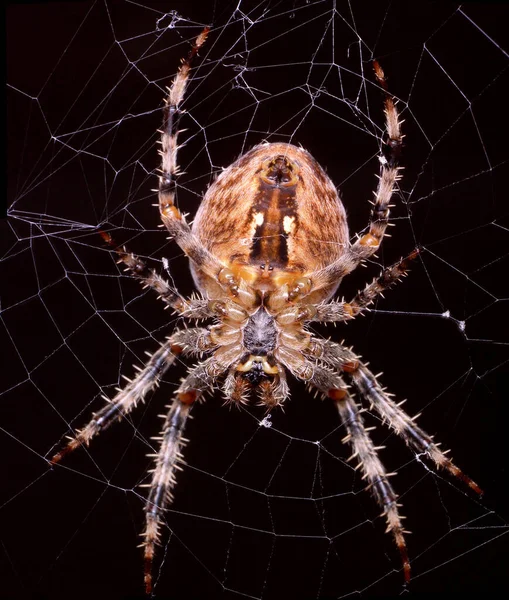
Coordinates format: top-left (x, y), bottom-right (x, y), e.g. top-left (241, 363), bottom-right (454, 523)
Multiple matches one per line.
top-left (51, 28), bottom-right (481, 594)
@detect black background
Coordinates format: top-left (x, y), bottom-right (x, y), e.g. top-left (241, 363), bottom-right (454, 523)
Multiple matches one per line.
top-left (3, 1), bottom-right (509, 599)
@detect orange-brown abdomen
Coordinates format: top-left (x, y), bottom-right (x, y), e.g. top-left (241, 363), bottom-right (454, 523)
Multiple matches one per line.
top-left (192, 143), bottom-right (349, 301)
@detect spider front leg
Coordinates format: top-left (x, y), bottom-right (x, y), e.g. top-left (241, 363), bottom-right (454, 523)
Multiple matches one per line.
top-left (284, 356), bottom-right (411, 580)
top-left (349, 361), bottom-right (482, 495)
top-left (332, 389), bottom-right (411, 581)
top-left (301, 337), bottom-right (482, 581)
top-left (50, 328), bottom-right (212, 465)
top-left (308, 339), bottom-right (482, 494)
top-left (142, 395), bottom-right (192, 595)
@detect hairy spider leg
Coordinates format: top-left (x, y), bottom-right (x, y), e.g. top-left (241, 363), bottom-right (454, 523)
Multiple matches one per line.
top-left (50, 329), bottom-right (212, 465)
top-left (277, 339), bottom-right (412, 579)
top-left (155, 27), bottom-right (257, 306)
top-left (284, 343), bottom-right (411, 579)
top-left (142, 396), bottom-right (192, 594)
top-left (309, 60), bottom-right (404, 296)
top-left (141, 356), bottom-right (228, 593)
top-left (299, 333), bottom-right (481, 580)
top-left (156, 29), bottom-right (226, 281)
top-left (299, 347), bottom-right (480, 581)
top-left (350, 362), bottom-right (482, 495)
top-left (306, 338), bottom-right (482, 495)
top-left (310, 249), bottom-right (420, 323)
top-left (333, 390), bottom-right (411, 581)
top-left (98, 231), bottom-right (212, 318)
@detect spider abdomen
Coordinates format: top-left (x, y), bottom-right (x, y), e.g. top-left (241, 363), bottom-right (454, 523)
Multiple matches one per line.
top-left (191, 142), bottom-right (349, 301)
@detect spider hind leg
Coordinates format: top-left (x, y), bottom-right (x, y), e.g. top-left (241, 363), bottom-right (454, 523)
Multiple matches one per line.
top-left (308, 61), bottom-right (404, 296)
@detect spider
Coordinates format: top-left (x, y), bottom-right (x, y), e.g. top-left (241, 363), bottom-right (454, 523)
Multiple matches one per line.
top-left (51, 27), bottom-right (481, 593)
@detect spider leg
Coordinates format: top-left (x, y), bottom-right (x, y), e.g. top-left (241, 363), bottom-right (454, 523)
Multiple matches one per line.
top-left (142, 395), bottom-right (192, 595)
top-left (309, 61), bottom-right (404, 295)
top-left (100, 231), bottom-right (212, 319)
top-left (311, 249), bottom-right (419, 323)
top-left (308, 339), bottom-right (482, 494)
top-left (278, 348), bottom-right (346, 395)
top-left (304, 337), bottom-right (359, 371)
top-left (286, 354), bottom-right (410, 579)
top-left (142, 356), bottom-right (227, 594)
top-left (157, 27), bottom-right (209, 212)
top-left (104, 231), bottom-right (254, 322)
top-left (301, 337), bottom-right (481, 579)
top-left (349, 362), bottom-right (482, 494)
top-left (332, 389), bottom-right (411, 582)
top-left (156, 30), bottom-right (257, 306)
top-left (157, 28), bottom-right (224, 282)
top-left (50, 328), bottom-right (212, 464)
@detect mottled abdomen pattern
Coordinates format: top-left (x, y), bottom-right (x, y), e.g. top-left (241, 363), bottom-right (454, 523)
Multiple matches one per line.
top-left (192, 143), bottom-right (349, 300)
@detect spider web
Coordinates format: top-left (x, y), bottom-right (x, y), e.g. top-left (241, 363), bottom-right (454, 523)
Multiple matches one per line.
top-left (3, 1), bottom-right (508, 598)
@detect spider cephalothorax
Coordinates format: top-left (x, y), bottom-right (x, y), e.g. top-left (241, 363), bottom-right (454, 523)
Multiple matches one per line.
top-left (51, 28), bottom-right (481, 594)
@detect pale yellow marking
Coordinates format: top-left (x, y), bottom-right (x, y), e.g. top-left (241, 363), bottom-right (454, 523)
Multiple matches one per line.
top-left (254, 212), bottom-right (264, 226)
top-left (283, 215), bottom-right (295, 235)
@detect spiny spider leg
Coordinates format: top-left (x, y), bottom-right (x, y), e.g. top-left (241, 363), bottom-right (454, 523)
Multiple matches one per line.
top-left (156, 27), bottom-right (225, 283)
top-left (349, 362), bottom-right (482, 495)
top-left (99, 231), bottom-right (212, 319)
top-left (156, 27), bottom-right (256, 304)
top-left (331, 389), bottom-right (410, 581)
top-left (304, 337), bottom-right (358, 371)
top-left (142, 396), bottom-right (192, 595)
top-left (142, 357), bottom-right (227, 594)
top-left (50, 328), bottom-right (213, 465)
top-left (301, 336), bottom-right (481, 579)
top-left (278, 349), bottom-right (347, 396)
top-left (157, 27), bottom-right (209, 208)
top-left (307, 338), bottom-right (482, 495)
top-left (310, 61), bottom-right (404, 295)
top-left (50, 342), bottom-right (176, 465)
top-left (311, 249), bottom-right (419, 324)
top-left (289, 349), bottom-right (411, 579)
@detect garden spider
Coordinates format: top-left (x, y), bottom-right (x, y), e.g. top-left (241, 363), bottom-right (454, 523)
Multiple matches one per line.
top-left (51, 27), bottom-right (481, 593)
